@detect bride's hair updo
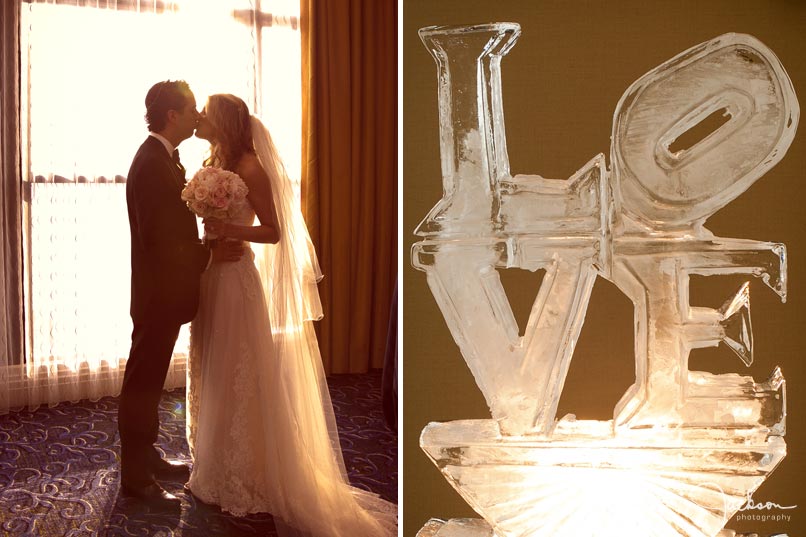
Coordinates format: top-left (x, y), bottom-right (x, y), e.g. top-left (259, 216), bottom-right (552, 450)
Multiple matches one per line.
top-left (204, 93), bottom-right (255, 170)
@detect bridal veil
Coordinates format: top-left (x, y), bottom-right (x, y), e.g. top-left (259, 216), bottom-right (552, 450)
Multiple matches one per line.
top-left (249, 115), bottom-right (397, 536)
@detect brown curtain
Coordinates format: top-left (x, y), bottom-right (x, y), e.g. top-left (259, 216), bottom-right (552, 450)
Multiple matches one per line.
top-left (1, 0), bottom-right (24, 402)
top-left (301, 0), bottom-right (397, 374)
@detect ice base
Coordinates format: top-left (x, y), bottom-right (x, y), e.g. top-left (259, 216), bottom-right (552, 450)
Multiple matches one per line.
top-left (416, 519), bottom-right (777, 537)
top-left (417, 518), bottom-right (492, 537)
top-left (420, 420), bottom-right (785, 537)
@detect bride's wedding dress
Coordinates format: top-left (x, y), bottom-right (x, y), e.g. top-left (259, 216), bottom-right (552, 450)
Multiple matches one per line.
top-left (186, 117), bottom-right (396, 536)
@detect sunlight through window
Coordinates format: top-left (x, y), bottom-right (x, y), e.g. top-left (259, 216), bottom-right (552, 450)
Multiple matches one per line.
top-left (21, 0), bottom-right (301, 384)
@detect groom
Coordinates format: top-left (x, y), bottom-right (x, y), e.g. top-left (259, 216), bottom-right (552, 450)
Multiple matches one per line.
top-left (119, 80), bottom-right (242, 508)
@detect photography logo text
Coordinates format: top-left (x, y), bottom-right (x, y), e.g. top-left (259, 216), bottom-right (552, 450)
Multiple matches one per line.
top-left (735, 491), bottom-right (797, 524)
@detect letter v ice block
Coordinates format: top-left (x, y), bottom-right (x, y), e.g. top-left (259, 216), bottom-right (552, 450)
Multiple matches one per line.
top-left (412, 23), bottom-right (799, 537)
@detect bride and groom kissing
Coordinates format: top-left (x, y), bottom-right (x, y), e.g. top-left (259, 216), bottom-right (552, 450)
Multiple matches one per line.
top-left (118, 80), bottom-right (396, 535)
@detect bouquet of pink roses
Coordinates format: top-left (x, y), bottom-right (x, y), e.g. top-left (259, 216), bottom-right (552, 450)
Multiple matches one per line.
top-left (181, 166), bottom-right (249, 219)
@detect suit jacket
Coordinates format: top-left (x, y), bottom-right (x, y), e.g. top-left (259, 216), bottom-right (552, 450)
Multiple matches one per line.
top-left (126, 136), bottom-right (209, 324)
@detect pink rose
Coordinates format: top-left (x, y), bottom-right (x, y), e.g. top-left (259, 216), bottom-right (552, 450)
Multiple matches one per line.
top-left (198, 171), bottom-right (214, 187)
top-left (194, 185), bottom-right (210, 201)
top-left (190, 200), bottom-right (206, 214)
top-left (180, 185), bottom-right (194, 201)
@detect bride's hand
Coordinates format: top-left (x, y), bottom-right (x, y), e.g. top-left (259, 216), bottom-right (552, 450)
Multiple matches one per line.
top-left (204, 218), bottom-right (229, 237)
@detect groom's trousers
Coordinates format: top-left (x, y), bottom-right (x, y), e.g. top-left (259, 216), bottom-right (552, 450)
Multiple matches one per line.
top-left (118, 319), bottom-right (182, 487)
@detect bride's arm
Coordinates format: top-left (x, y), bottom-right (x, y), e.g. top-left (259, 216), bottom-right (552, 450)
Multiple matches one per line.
top-left (205, 154), bottom-right (280, 244)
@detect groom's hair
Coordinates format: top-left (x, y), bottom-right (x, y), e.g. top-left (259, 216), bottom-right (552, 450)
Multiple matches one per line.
top-left (144, 80), bottom-right (193, 132)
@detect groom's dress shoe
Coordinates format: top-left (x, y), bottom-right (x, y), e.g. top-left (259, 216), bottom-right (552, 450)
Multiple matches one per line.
top-left (121, 482), bottom-right (181, 509)
top-left (151, 458), bottom-right (190, 479)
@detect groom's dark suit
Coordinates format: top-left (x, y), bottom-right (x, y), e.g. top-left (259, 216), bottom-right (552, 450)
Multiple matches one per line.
top-left (119, 135), bottom-right (209, 488)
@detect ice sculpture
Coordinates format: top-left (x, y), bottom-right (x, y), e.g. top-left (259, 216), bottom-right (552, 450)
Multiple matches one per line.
top-left (412, 23), bottom-right (799, 537)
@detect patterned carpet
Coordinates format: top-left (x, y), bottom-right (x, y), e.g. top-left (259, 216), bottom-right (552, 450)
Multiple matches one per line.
top-left (0, 371), bottom-right (396, 536)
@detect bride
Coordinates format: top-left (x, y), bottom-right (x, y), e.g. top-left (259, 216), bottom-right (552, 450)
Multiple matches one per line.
top-left (185, 93), bottom-right (396, 536)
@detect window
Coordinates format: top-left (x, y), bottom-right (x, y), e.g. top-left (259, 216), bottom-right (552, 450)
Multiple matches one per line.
top-left (19, 0), bottom-right (300, 404)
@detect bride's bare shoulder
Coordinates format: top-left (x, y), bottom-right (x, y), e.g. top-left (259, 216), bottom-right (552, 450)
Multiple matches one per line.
top-left (235, 153), bottom-right (268, 185)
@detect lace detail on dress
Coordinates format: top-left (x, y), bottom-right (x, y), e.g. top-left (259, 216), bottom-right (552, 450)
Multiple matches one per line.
top-left (221, 340), bottom-right (274, 516)
top-left (236, 250), bottom-right (260, 301)
top-left (186, 319), bottom-right (202, 462)
top-left (187, 236), bottom-right (276, 517)
top-left (190, 338), bottom-right (275, 516)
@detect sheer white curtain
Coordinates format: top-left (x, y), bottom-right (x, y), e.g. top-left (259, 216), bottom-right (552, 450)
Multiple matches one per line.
top-left (6, 0), bottom-right (301, 411)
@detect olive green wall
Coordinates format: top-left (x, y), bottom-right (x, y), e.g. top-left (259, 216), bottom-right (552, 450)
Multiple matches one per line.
top-left (403, 1), bottom-right (806, 534)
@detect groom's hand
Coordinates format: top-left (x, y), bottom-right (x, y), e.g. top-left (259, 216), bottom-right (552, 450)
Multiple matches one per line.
top-left (210, 239), bottom-right (245, 263)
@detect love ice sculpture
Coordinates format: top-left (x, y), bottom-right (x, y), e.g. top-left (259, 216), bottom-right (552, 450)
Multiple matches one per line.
top-left (412, 24), bottom-right (799, 537)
